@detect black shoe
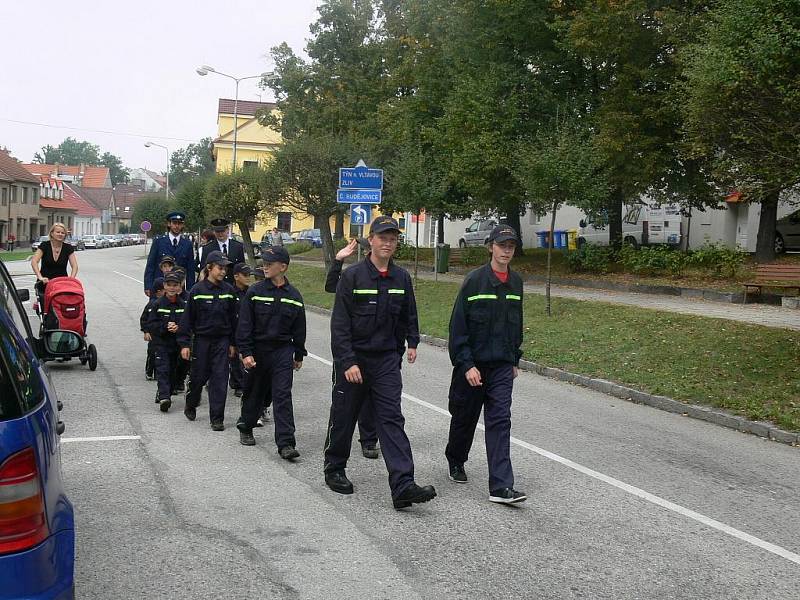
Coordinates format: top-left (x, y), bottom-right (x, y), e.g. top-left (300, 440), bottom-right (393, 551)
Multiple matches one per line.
top-left (278, 446), bottom-right (300, 460)
top-left (325, 471), bottom-right (354, 495)
top-left (159, 398), bottom-right (171, 413)
top-left (448, 464), bottom-right (468, 484)
top-left (489, 488), bottom-right (527, 504)
top-left (211, 421), bottom-right (225, 432)
top-left (393, 483), bottom-right (437, 510)
top-left (361, 444), bottom-right (379, 459)
top-left (239, 430), bottom-right (255, 446)
top-left (145, 373), bottom-right (154, 381)
top-left (184, 407), bottom-right (196, 421)
top-left (233, 388), bottom-right (243, 398)
top-left (154, 394), bottom-right (160, 404)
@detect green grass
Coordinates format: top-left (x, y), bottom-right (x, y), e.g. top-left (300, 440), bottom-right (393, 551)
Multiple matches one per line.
top-left (288, 263), bottom-right (800, 431)
top-left (0, 250), bottom-right (33, 262)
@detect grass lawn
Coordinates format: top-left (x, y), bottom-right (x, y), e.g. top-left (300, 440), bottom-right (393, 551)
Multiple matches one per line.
top-left (0, 251), bottom-right (33, 262)
top-left (288, 263), bottom-right (800, 432)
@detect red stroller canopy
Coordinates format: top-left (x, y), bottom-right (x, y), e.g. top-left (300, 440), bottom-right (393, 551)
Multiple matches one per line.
top-left (44, 277), bottom-right (84, 314)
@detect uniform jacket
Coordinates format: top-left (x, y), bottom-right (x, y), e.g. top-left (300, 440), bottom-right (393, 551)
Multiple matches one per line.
top-left (448, 263), bottom-right (523, 371)
top-left (330, 256), bottom-right (419, 372)
top-left (325, 259), bottom-right (344, 293)
top-left (177, 278), bottom-right (238, 347)
top-left (140, 298), bottom-right (157, 333)
top-left (144, 295), bottom-right (186, 350)
top-left (236, 279), bottom-right (307, 362)
top-left (144, 234), bottom-right (196, 292)
top-left (198, 239), bottom-right (246, 284)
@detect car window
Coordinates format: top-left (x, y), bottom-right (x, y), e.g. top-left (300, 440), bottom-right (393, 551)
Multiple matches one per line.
top-left (467, 222), bottom-right (478, 232)
top-left (0, 264), bottom-right (34, 344)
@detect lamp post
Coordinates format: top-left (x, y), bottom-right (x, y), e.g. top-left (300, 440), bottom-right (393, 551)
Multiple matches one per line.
top-left (196, 65), bottom-right (274, 171)
top-left (144, 141), bottom-right (170, 201)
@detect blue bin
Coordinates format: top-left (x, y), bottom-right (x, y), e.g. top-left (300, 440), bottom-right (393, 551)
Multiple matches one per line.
top-left (536, 231), bottom-right (550, 248)
top-left (553, 230), bottom-right (567, 249)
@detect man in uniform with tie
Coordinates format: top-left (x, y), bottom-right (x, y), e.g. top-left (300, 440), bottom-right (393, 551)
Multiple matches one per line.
top-left (198, 218), bottom-right (246, 284)
top-left (144, 211), bottom-right (196, 296)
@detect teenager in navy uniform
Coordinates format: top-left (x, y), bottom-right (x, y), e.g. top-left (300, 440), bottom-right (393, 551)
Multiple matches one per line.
top-left (198, 218), bottom-right (245, 284)
top-left (446, 225), bottom-right (527, 504)
top-left (141, 278), bottom-right (164, 380)
top-left (229, 262), bottom-right (252, 398)
top-left (178, 250), bottom-right (238, 430)
top-left (324, 216), bottom-right (436, 510)
top-left (144, 270), bottom-right (187, 413)
top-left (144, 211), bottom-right (196, 295)
top-left (237, 246), bottom-right (307, 459)
top-left (324, 238), bottom-right (379, 459)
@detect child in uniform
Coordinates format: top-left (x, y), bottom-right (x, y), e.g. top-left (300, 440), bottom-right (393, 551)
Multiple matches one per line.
top-left (141, 277), bottom-right (164, 380)
top-left (230, 262), bottom-right (252, 398)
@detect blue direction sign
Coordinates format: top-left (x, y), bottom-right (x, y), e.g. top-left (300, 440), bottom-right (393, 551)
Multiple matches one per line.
top-left (339, 166), bottom-right (383, 190)
top-left (337, 189), bottom-right (382, 204)
top-left (350, 204), bottom-right (372, 225)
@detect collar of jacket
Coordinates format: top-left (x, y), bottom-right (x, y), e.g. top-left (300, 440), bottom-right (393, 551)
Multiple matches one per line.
top-left (483, 262), bottom-right (512, 287)
top-left (364, 254), bottom-right (396, 280)
top-left (260, 277), bottom-right (293, 292)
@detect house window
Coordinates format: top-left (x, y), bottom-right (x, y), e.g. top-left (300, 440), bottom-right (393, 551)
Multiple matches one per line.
top-left (276, 212), bottom-right (291, 232)
top-left (32, 188), bottom-right (38, 205)
top-left (243, 160), bottom-right (259, 170)
top-left (21, 188), bottom-right (27, 204)
top-left (11, 186), bottom-right (17, 203)
top-left (1, 188), bottom-right (6, 206)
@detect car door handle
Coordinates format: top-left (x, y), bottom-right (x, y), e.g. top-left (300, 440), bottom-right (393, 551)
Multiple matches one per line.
top-left (56, 421), bottom-right (65, 435)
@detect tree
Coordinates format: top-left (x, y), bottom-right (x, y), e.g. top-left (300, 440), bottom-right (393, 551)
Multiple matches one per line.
top-left (680, 0), bottom-right (800, 261)
top-left (100, 152), bottom-right (129, 185)
top-left (173, 177), bottom-right (208, 233)
top-left (170, 138), bottom-right (215, 191)
top-left (33, 137), bottom-right (100, 165)
top-left (131, 195), bottom-right (175, 238)
top-left (205, 169), bottom-right (271, 266)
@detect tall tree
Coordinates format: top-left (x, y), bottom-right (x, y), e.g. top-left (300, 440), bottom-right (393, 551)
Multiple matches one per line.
top-left (169, 138), bottom-right (215, 190)
top-left (173, 177), bottom-right (208, 233)
top-left (100, 151), bottom-right (130, 185)
top-left (131, 195), bottom-right (175, 238)
top-left (33, 137), bottom-right (100, 165)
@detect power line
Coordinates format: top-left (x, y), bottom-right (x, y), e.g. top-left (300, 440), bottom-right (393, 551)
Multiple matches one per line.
top-left (1, 118), bottom-right (199, 143)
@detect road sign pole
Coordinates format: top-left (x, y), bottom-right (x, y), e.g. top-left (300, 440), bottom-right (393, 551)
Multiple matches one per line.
top-left (357, 225), bottom-right (363, 262)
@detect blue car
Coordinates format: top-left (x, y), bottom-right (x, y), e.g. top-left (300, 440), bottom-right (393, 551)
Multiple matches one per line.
top-left (0, 260), bottom-right (78, 599)
top-left (295, 228), bottom-right (323, 248)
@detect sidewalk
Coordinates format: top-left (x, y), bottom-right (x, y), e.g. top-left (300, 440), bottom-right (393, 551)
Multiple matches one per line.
top-left (295, 257), bottom-right (800, 331)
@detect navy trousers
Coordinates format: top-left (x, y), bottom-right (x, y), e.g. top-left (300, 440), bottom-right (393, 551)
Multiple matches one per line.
top-left (153, 346), bottom-right (180, 400)
top-left (324, 351), bottom-right (414, 498)
top-left (229, 354), bottom-right (246, 391)
top-left (145, 342), bottom-right (155, 377)
top-left (238, 345), bottom-right (296, 448)
top-left (185, 336), bottom-right (230, 423)
top-left (445, 364), bottom-right (515, 491)
top-left (329, 367), bottom-right (377, 447)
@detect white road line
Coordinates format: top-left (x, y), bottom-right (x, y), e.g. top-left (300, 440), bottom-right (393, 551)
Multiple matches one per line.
top-left (306, 351), bottom-right (800, 566)
top-left (62, 435), bottom-right (142, 443)
top-left (113, 270), bottom-right (143, 284)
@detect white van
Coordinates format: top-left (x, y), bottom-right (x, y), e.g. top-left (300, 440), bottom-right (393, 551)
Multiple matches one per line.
top-left (577, 203), bottom-right (682, 248)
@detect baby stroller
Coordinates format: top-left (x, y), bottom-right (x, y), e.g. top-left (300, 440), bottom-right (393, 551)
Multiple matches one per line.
top-left (36, 277), bottom-right (97, 370)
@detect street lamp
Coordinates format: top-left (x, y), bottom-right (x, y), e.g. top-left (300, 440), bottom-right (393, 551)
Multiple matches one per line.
top-left (196, 65), bottom-right (274, 171)
top-left (144, 141), bottom-right (170, 201)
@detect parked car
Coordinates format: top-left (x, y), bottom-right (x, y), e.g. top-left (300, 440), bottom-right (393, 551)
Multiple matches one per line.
top-left (102, 235), bottom-right (117, 248)
top-left (81, 235), bottom-right (104, 249)
top-left (65, 236), bottom-right (85, 251)
top-left (294, 228), bottom-right (323, 248)
top-left (458, 219), bottom-right (498, 248)
top-left (0, 257), bottom-right (77, 598)
top-left (31, 236), bottom-right (49, 251)
top-left (775, 208), bottom-right (800, 253)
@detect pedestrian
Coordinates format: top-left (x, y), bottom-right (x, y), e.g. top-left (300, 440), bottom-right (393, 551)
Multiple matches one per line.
top-left (159, 255), bottom-right (175, 276)
top-left (229, 262), bottom-right (252, 398)
top-left (236, 246), bottom-right (306, 459)
top-left (145, 270), bottom-right (187, 413)
top-left (198, 218), bottom-right (245, 284)
top-left (140, 277), bottom-right (164, 380)
top-left (325, 238), bottom-right (379, 459)
top-left (270, 227), bottom-right (284, 246)
top-left (31, 222), bottom-right (79, 305)
top-left (144, 211), bottom-right (196, 296)
top-left (178, 250), bottom-right (238, 430)
top-left (445, 225), bottom-right (527, 504)
top-left (324, 216), bottom-right (436, 510)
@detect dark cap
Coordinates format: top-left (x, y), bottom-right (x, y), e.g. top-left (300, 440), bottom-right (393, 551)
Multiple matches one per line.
top-left (205, 250), bottom-right (233, 266)
top-left (163, 270), bottom-right (184, 284)
top-left (172, 265), bottom-right (186, 274)
top-left (488, 225), bottom-right (518, 244)
top-left (261, 245), bottom-right (290, 264)
top-left (151, 277), bottom-right (164, 292)
top-left (210, 218), bottom-right (230, 232)
top-left (370, 215), bottom-right (400, 235)
top-left (159, 255), bottom-right (176, 265)
top-left (233, 262), bottom-right (252, 276)
top-left (166, 211), bottom-right (186, 222)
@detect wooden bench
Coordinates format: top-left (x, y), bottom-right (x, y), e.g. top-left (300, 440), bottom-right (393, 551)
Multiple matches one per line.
top-left (743, 264), bottom-right (800, 303)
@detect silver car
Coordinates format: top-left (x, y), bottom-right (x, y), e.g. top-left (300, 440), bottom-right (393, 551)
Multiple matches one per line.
top-left (458, 219), bottom-right (497, 248)
top-left (775, 209), bottom-right (800, 253)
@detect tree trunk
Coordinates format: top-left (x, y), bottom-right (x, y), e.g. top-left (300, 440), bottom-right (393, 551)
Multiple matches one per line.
top-left (334, 211), bottom-right (345, 239)
top-left (237, 221), bottom-right (258, 268)
top-left (413, 211), bottom-right (420, 283)
top-left (546, 199), bottom-right (558, 317)
top-left (505, 203), bottom-right (524, 257)
top-left (607, 187), bottom-right (624, 250)
top-left (755, 190), bottom-right (779, 263)
top-left (319, 214), bottom-right (336, 268)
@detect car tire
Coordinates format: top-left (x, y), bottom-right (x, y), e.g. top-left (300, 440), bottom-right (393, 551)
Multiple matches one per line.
top-left (624, 236), bottom-right (639, 249)
top-left (775, 233), bottom-right (786, 254)
top-left (459, 239), bottom-right (466, 248)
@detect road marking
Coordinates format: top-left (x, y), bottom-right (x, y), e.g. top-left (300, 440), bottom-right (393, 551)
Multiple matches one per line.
top-left (306, 351), bottom-right (800, 566)
top-left (113, 270), bottom-right (143, 284)
top-left (62, 435), bottom-right (142, 443)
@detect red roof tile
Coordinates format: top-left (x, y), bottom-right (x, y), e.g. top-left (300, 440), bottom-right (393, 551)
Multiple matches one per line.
top-left (218, 98), bottom-right (276, 117)
top-left (22, 163), bottom-right (111, 188)
top-left (63, 183), bottom-right (101, 217)
top-left (0, 150), bottom-right (41, 184)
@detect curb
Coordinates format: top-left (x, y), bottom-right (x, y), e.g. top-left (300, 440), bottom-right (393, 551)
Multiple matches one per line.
top-left (306, 304), bottom-right (798, 446)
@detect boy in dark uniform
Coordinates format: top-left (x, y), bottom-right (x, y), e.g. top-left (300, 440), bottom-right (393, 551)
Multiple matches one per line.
top-left (144, 271), bottom-right (187, 413)
top-left (141, 278), bottom-right (164, 380)
top-left (178, 251), bottom-right (238, 431)
top-left (237, 246), bottom-right (306, 460)
top-left (324, 216), bottom-right (436, 510)
top-left (230, 262), bottom-right (252, 398)
top-left (446, 225), bottom-right (527, 504)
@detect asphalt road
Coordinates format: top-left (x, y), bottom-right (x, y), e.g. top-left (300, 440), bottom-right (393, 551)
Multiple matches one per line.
top-left (15, 245), bottom-right (800, 599)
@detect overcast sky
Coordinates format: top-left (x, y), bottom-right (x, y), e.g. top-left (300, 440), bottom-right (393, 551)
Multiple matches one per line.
top-left (0, 0), bottom-right (320, 172)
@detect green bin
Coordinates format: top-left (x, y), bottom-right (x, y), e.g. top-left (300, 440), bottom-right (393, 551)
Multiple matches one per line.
top-left (435, 243), bottom-right (450, 273)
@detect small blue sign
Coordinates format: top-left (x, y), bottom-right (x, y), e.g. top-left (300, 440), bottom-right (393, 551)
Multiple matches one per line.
top-left (339, 166), bottom-right (384, 190)
top-left (350, 204), bottom-right (372, 225)
top-left (337, 189), bottom-right (382, 204)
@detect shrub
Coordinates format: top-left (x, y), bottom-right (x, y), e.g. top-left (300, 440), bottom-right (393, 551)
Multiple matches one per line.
top-left (687, 243), bottom-right (746, 278)
top-left (393, 241), bottom-right (416, 261)
top-left (459, 246), bottom-right (489, 266)
top-left (619, 244), bottom-right (687, 277)
top-left (287, 241), bottom-right (313, 255)
top-left (566, 243), bottom-right (614, 274)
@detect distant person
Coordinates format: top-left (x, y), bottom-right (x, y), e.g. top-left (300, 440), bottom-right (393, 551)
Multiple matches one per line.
top-left (229, 262), bottom-right (252, 398)
top-left (198, 218), bottom-right (245, 284)
top-left (271, 227), bottom-right (284, 246)
top-left (31, 223), bottom-right (79, 300)
top-left (144, 211), bottom-right (196, 295)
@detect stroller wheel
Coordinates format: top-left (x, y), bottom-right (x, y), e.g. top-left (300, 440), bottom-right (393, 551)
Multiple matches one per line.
top-left (87, 344), bottom-right (98, 371)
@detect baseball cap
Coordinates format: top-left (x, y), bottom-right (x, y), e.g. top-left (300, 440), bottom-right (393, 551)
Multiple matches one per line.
top-left (163, 270), bottom-right (184, 284)
top-left (233, 262), bottom-right (252, 276)
top-left (205, 250), bottom-right (233, 266)
top-left (370, 215), bottom-right (400, 235)
top-left (261, 245), bottom-right (290, 264)
top-left (488, 225), bottom-right (518, 244)
top-left (159, 255), bottom-right (176, 266)
top-left (151, 277), bottom-right (164, 292)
